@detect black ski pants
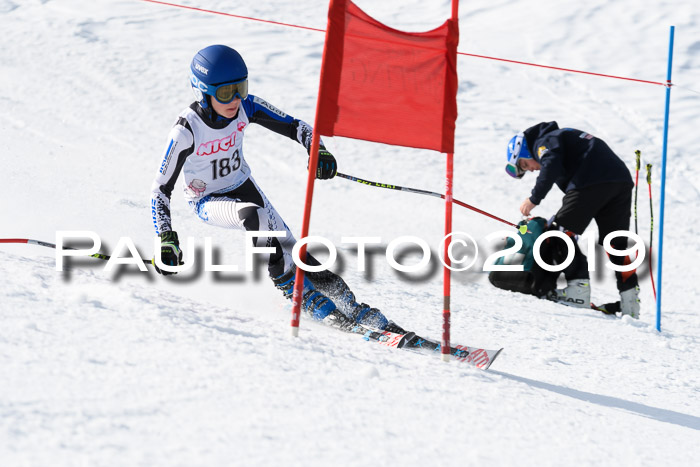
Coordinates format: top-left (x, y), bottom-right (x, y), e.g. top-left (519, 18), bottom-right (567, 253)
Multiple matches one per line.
top-left (555, 182), bottom-right (638, 292)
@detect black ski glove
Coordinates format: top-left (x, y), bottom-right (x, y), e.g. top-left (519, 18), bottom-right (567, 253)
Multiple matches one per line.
top-left (310, 148), bottom-right (337, 180)
top-left (153, 230), bottom-right (183, 275)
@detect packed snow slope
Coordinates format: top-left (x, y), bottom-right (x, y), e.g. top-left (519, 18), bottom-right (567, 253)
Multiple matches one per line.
top-left (1, 0), bottom-right (699, 465)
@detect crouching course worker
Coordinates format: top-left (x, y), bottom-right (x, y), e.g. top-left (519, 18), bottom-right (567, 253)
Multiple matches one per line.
top-left (503, 121), bottom-right (640, 318)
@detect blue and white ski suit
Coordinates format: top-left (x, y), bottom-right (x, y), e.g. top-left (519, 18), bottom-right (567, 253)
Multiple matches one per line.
top-left (150, 95), bottom-right (315, 277)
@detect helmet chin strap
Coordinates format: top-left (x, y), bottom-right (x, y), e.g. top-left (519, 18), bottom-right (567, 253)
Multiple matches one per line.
top-left (200, 95), bottom-right (214, 119)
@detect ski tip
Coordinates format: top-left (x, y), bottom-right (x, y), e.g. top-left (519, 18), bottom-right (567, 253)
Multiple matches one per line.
top-left (397, 331), bottom-right (416, 348)
top-left (482, 348), bottom-right (504, 370)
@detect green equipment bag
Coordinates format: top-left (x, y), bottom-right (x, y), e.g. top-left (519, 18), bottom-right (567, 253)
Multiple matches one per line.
top-left (488, 217), bottom-right (556, 296)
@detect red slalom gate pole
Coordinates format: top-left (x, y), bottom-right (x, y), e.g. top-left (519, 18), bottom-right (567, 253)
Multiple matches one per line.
top-left (289, 118), bottom-right (324, 337)
top-left (442, 152), bottom-right (454, 362)
top-left (441, 0), bottom-right (459, 362)
top-left (288, 0), bottom-right (336, 337)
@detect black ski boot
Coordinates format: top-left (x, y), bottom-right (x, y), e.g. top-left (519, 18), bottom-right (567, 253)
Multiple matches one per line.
top-left (272, 268), bottom-right (337, 321)
top-left (383, 320), bottom-right (408, 334)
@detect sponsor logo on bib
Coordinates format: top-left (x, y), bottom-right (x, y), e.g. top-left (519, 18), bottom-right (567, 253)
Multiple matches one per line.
top-left (197, 131), bottom-right (237, 156)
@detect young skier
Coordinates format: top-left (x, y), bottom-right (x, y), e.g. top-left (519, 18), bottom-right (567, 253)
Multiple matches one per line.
top-left (504, 121), bottom-right (641, 318)
top-left (150, 44), bottom-right (403, 332)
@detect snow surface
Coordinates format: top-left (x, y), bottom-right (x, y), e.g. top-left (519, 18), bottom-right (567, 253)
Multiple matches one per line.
top-left (1, 0), bottom-right (700, 465)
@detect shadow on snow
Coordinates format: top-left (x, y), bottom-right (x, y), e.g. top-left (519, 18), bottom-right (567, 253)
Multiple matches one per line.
top-left (493, 370), bottom-right (700, 431)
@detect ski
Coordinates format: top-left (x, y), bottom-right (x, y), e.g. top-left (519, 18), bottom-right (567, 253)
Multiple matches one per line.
top-left (357, 327), bottom-right (503, 370)
top-left (303, 308), bottom-right (503, 369)
top-left (591, 301), bottom-right (620, 315)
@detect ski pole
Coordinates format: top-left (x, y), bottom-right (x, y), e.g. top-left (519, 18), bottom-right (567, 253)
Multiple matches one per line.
top-left (1, 238), bottom-right (179, 272)
top-left (634, 150), bottom-right (641, 234)
top-left (336, 172), bottom-right (527, 233)
top-left (631, 150), bottom-right (641, 267)
top-left (646, 164), bottom-right (657, 299)
top-left (0, 238), bottom-right (112, 260)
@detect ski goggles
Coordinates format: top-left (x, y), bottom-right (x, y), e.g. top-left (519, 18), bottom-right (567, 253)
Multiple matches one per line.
top-left (210, 79), bottom-right (249, 103)
top-left (505, 161), bottom-right (525, 179)
top-left (505, 134), bottom-right (528, 179)
top-left (192, 74), bottom-right (249, 103)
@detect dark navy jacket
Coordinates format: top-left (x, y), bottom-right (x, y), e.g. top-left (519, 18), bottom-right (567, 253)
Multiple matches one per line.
top-left (523, 122), bottom-right (633, 205)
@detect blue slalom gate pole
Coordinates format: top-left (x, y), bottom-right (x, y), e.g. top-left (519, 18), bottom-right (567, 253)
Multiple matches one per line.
top-left (656, 26), bottom-right (675, 332)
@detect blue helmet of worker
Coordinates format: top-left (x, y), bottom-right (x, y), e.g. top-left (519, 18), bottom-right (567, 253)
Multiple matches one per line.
top-left (190, 45), bottom-right (249, 109)
top-left (505, 134), bottom-right (532, 179)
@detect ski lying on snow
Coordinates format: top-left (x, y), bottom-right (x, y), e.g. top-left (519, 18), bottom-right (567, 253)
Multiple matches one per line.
top-left (356, 327), bottom-right (502, 370)
top-left (590, 302), bottom-right (620, 315)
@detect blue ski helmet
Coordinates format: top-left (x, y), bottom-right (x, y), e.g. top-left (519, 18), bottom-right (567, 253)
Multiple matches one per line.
top-left (190, 45), bottom-right (249, 109)
top-left (505, 134), bottom-right (533, 179)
